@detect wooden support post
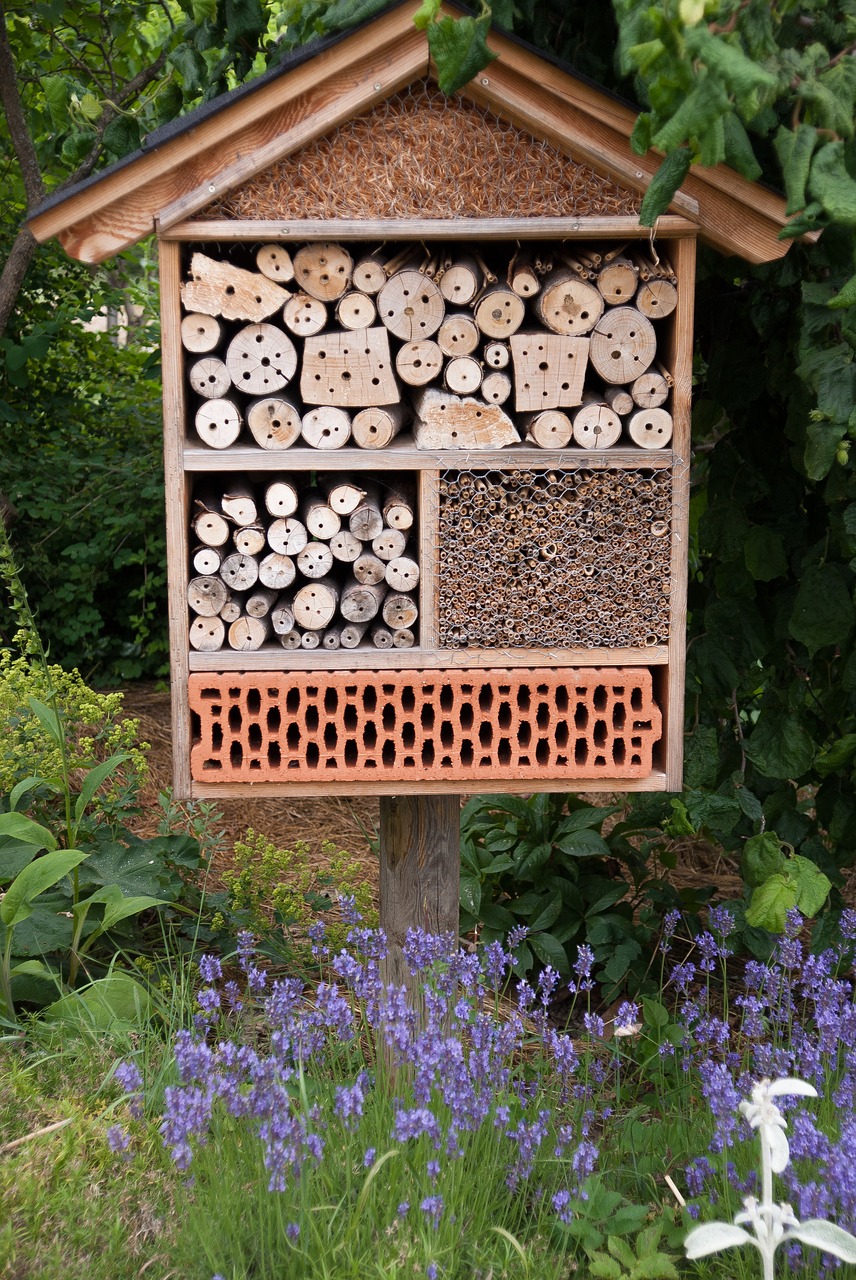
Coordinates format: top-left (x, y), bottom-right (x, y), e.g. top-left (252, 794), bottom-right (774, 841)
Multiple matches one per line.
top-left (379, 795), bottom-right (460, 992)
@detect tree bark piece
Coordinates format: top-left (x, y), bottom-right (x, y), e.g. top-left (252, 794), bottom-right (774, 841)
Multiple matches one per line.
top-left (596, 257), bottom-right (638, 305)
top-left (509, 333), bottom-right (589, 411)
top-left (631, 369), bottom-right (670, 408)
top-left (572, 401), bottom-right (622, 449)
top-left (323, 479), bottom-right (366, 516)
top-left (189, 616), bottom-right (225, 651)
top-left (396, 340), bottom-right (442, 386)
top-left (226, 323), bottom-right (297, 396)
top-left (293, 578), bottom-right (339, 630)
top-left (536, 269), bottom-right (604, 335)
top-left (412, 388), bottom-right (519, 449)
top-left (296, 541), bottom-right (334, 579)
top-left (378, 270), bottom-right (444, 340)
top-left (228, 616), bottom-right (271, 650)
top-left (589, 306), bottom-right (657, 383)
top-left (341, 581), bottom-right (387, 622)
top-left (283, 292), bottom-right (327, 336)
top-left (247, 398), bottom-right (302, 450)
top-left (264, 480), bottom-right (299, 518)
top-left (233, 524), bottom-right (266, 557)
top-left (221, 484), bottom-right (257, 527)
top-left (188, 357), bottom-right (231, 400)
top-left (627, 407), bottom-right (673, 448)
top-left (256, 244), bottom-right (294, 283)
top-left (301, 327), bottom-right (397, 406)
top-left (336, 291), bottom-right (377, 330)
top-left (267, 517), bottom-right (308, 555)
top-left (437, 312), bottom-right (480, 357)
top-left (636, 278), bottom-right (678, 320)
top-left (352, 404), bottom-right (406, 448)
top-left (258, 552), bottom-right (296, 590)
top-left (181, 253), bottom-right (288, 321)
top-left (383, 592), bottom-right (419, 628)
top-left (194, 398), bottom-right (242, 448)
top-left (301, 406), bottom-right (352, 449)
top-left (604, 385), bottom-right (635, 415)
top-left (220, 553), bottom-right (259, 591)
top-left (385, 556), bottom-right (420, 591)
top-left (293, 241), bottom-right (353, 301)
top-left (521, 409), bottom-right (573, 448)
top-left (481, 371), bottom-right (512, 404)
top-left (473, 287), bottom-right (526, 339)
top-left (181, 313), bottom-right (221, 352)
top-left (188, 575), bottom-right (228, 616)
top-left (444, 356), bottom-right (482, 395)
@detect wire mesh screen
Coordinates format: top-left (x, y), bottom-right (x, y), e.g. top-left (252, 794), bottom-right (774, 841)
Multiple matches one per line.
top-left (437, 467), bottom-right (672, 649)
top-left (201, 79), bottom-right (641, 221)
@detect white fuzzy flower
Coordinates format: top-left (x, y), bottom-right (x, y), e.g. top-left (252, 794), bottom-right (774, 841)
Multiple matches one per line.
top-left (738, 1077), bottom-right (817, 1173)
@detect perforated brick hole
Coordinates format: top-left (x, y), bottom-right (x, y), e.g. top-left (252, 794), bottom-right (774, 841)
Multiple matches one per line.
top-left (189, 667), bottom-right (662, 784)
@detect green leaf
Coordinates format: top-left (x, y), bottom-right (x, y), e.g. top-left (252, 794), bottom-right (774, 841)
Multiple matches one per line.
top-left (0, 849), bottom-right (87, 929)
top-left (640, 148), bottom-right (692, 226)
top-left (78, 92), bottom-right (101, 122)
top-left (9, 776), bottom-right (54, 811)
top-left (7, 901), bottom-right (74, 956)
top-left (745, 713), bottom-right (815, 780)
top-left (816, 733), bottom-right (856, 775)
top-left (412, 0), bottom-right (441, 30)
top-left (529, 930), bottom-right (570, 976)
top-left (529, 891), bottom-right (563, 933)
top-left (75, 884), bottom-right (165, 941)
top-left (43, 973), bottom-right (154, 1031)
top-left (516, 840), bottom-right (552, 878)
top-left (40, 75), bottom-right (69, 131)
top-left (102, 116), bottom-right (141, 159)
top-left (643, 998), bottom-right (669, 1030)
top-left (652, 77), bottom-right (729, 153)
top-left (744, 526), bottom-right (787, 581)
top-left (742, 832), bottom-right (785, 888)
top-left (828, 271), bottom-right (856, 311)
top-left (745, 872), bottom-right (799, 932)
top-left (459, 873), bottom-right (481, 917)
top-left (722, 113), bottom-right (761, 182)
top-left (80, 836), bottom-right (175, 899)
top-left (790, 855), bottom-right (832, 918)
top-left (0, 812), bottom-right (57, 851)
top-left (427, 15), bottom-right (498, 96)
top-left (601, 939), bottom-right (642, 984)
top-left (0, 838), bottom-right (38, 882)
top-left (606, 1237), bottom-right (636, 1269)
top-left (630, 112), bottom-right (653, 156)
top-left (805, 420), bottom-right (847, 481)
top-left (556, 829), bottom-right (611, 858)
top-left (587, 1255), bottom-right (621, 1280)
top-left (775, 123), bottom-right (819, 214)
top-left (74, 752), bottom-right (130, 823)
top-left (789, 563), bottom-right (853, 655)
top-left (26, 695), bottom-right (62, 745)
top-left (809, 141), bottom-right (856, 225)
top-left (683, 27), bottom-right (777, 100)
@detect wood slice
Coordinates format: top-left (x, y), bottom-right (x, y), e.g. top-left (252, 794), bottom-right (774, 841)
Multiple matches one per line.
top-left (302, 406), bottom-right (352, 449)
top-left (218, 594), bottom-right (243, 625)
top-left (329, 529), bottom-right (363, 562)
top-left (522, 409), bottom-right (573, 449)
top-left (411, 388), bottom-right (519, 450)
top-left (572, 402), bottom-right (622, 449)
top-left (193, 508), bottom-right (230, 547)
top-left (300, 629), bottom-right (321, 650)
top-left (194, 398), bottom-right (241, 449)
top-left (444, 356), bottom-right (483, 395)
top-left (353, 552), bottom-right (386, 585)
top-left (324, 480), bottom-right (366, 516)
top-left (396, 340), bottom-right (442, 386)
top-left (189, 357), bottom-right (231, 400)
top-left (280, 629), bottom-right (302, 650)
top-left (293, 242), bottom-right (353, 301)
top-left (473, 288), bottom-right (526, 339)
top-left (256, 244), bottom-right (294, 283)
top-left (392, 628), bottom-right (416, 649)
top-left (352, 256), bottom-right (387, 295)
top-left (597, 258), bottom-right (638, 306)
top-left (371, 624), bottom-right (393, 649)
top-left (322, 625), bottom-right (342, 651)
top-left (437, 312), bottom-right (480, 357)
top-left (188, 575), bottom-right (228, 617)
top-left (189, 615), bottom-right (225, 651)
top-left (221, 484), bottom-right (257, 527)
top-left (352, 405), bottom-right (405, 448)
top-left (483, 341), bottom-right (510, 369)
top-left (382, 489), bottom-right (415, 530)
top-left (181, 252), bottom-right (288, 322)
top-left (267, 517), bottom-right (308, 556)
top-left (283, 292), bottom-right (327, 336)
top-left (481, 371), bottom-right (512, 404)
top-left (247, 398), bottom-right (302, 450)
top-left (192, 546), bottom-right (221, 575)
top-left (627, 407), bottom-right (673, 449)
top-left (385, 556), bottom-right (420, 592)
top-left (378, 270), bottom-right (445, 340)
top-left (296, 541), bottom-right (334, 579)
top-left (246, 586), bottom-right (278, 618)
top-left (228, 616), bottom-right (271, 651)
top-left (382, 592), bottom-right (419, 628)
top-left (509, 333), bottom-right (589, 411)
top-left (336, 291), bottom-right (377, 330)
top-left (636, 279), bottom-right (678, 320)
top-left (349, 491), bottom-right (384, 541)
top-left (226, 324), bottom-right (297, 396)
top-left (341, 581), bottom-right (387, 623)
top-left (264, 480), bottom-right (299, 518)
top-left (439, 256), bottom-right (480, 305)
top-left (589, 307), bottom-right (657, 383)
top-left (220, 553), bottom-right (259, 591)
top-left (181, 313), bottom-right (221, 352)
top-left (271, 597), bottom-right (296, 634)
top-left (258, 552), bottom-right (296, 590)
top-left (301, 328), bottom-right (397, 407)
top-left (293, 577), bottom-right (339, 630)
top-left (372, 527), bottom-right (408, 562)
top-left (536, 269), bottom-right (604, 335)
top-left (604, 385), bottom-right (635, 415)
top-left (340, 620), bottom-right (369, 648)
top-left (233, 524), bottom-right (266, 557)
top-left (302, 493), bottom-right (341, 540)
top-left (631, 370), bottom-right (670, 408)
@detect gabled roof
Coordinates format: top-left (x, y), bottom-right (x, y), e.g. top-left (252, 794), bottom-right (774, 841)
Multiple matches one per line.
top-left (27, 1), bottom-right (795, 265)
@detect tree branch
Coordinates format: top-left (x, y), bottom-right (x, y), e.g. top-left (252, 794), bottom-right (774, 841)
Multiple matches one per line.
top-left (0, 0), bottom-right (45, 211)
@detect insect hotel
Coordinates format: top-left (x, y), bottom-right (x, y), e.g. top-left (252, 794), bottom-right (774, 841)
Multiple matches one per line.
top-left (29, 2), bottom-right (795, 950)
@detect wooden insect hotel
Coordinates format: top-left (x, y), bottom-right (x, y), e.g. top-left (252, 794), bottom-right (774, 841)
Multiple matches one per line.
top-left (29, 2), bottom-right (795, 942)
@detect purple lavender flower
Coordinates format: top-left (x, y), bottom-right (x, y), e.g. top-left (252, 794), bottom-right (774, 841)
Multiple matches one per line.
top-left (784, 906), bottom-right (804, 939)
top-left (363, 1147), bottom-right (376, 1167)
top-left (614, 1001), bottom-right (640, 1034)
top-left (308, 920), bottom-right (329, 958)
top-left (420, 1195), bottom-right (444, 1229)
top-left (427, 1158), bottom-right (441, 1180)
top-left (426, 1263), bottom-right (439, 1280)
top-left (538, 966), bottom-right (560, 1002)
top-left (397, 1201), bottom-right (410, 1217)
top-left (507, 924), bottom-right (529, 950)
top-left (106, 1124), bottom-right (131, 1156)
top-left (286, 1222), bottom-right (300, 1240)
top-left (236, 929), bottom-right (255, 970)
top-left (840, 908), bottom-right (856, 942)
top-left (552, 1188), bottom-right (572, 1223)
top-left (198, 953), bottom-right (222, 983)
top-left (114, 1060), bottom-right (143, 1094)
top-left (482, 940), bottom-right (508, 988)
top-left (583, 1012), bottom-right (604, 1038)
top-left (334, 1072), bottom-right (368, 1130)
top-left (708, 904), bottom-right (735, 939)
top-left (339, 893), bottom-right (361, 926)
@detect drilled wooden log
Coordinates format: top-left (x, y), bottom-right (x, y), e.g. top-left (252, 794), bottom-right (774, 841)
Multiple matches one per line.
top-left (189, 615), bottom-right (225, 651)
top-left (444, 356), bottom-right (483, 396)
top-left (233, 524), bottom-right (266, 557)
top-left (589, 307), bottom-right (657, 383)
top-left (392, 628), bottom-right (416, 649)
top-left (192, 506), bottom-right (230, 547)
top-left (473, 287), bottom-right (526, 339)
top-left (247, 397), bottom-right (302, 450)
top-left (372, 527), bottom-right (408, 562)
top-left (258, 552), bottom-right (296, 590)
top-left (267, 517), bottom-right (308, 556)
top-left (256, 244), bottom-right (294, 283)
top-left (382, 488), bottom-right (415, 530)
top-left (296, 541), bottom-right (334, 579)
top-left (293, 577), bottom-right (340, 630)
top-left (340, 620), bottom-right (369, 648)
top-left (411, 388), bottom-right (519, 450)
top-left (352, 255), bottom-right (387, 295)
top-left (572, 400), bottom-right (622, 449)
top-left (194, 398), bottom-right (241, 448)
top-left (596, 257), bottom-right (638, 306)
top-left (323, 479), bottom-right (366, 516)
top-left (220, 553), bottom-right (259, 592)
top-left (218, 594), bottom-right (243, 625)
top-left (371, 623), bottom-right (394, 649)
top-left (627, 407), bottom-right (673, 448)
top-left (636, 278), bottom-right (678, 320)
top-left (301, 328), bottom-right (397, 407)
top-left (521, 409), bottom-right (573, 449)
top-left (270, 597), bottom-right (296, 635)
top-left (279, 629), bottom-right (302, 650)
top-left (228, 615), bottom-right (271, 651)
top-left (604, 384), bottom-right (635, 415)
top-left (188, 575), bottom-right (228, 617)
top-left (349, 488), bottom-right (384, 541)
top-left (181, 252), bottom-right (288, 321)
top-left (226, 324), bottom-right (297, 396)
top-left (437, 312), bottom-right (480, 357)
top-left (246, 586), bottom-right (278, 618)
top-left (188, 357), bottom-right (231, 399)
top-left (221, 484), bottom-right (257, 527)
top-left (264, 480), bottom-right (299, 518)
top-left (353, 552), bottom-right (386, 585)
top-left (481, 371), bottom-right (512, 405)
top-left (631, 369), bottom-right (670, 408)
top-left (340, 581), bottom-right (387, 623)
top-left (283, 292), bottom-right (327, 337)
top-left (329, 529), bottom-right (363, 563)
top-left (382, 592), bottom-right (419, 628)
top-left (352, 404), bottom-right (406, 449)
top-left (293, 241), bottom-right (353, 301)
top-left (336, 291), bottom-right (377, 330)
top-left (302, 493), bottom-right (341, 540)
top-left (301, 406), bottom-right (352, 449)
top-left (192, 546), bottom-right (221, 575)
top-left (378, 270), bottom-right (444, 340)
top-left (536, 268), bottom-right (604, 336)
top-left (385, 556), bottom-right (420, 592)
top-left (508, 253), bottom-right (540, 299)
top-left (181, 312), bottom-right (221, 352)
top-left (395, 340), bottom-right (442, 386)
top-left (439, 256), bottom-right (480, 305)
top-left (483, 341), bottom-right (510, 369)
top-left (300, 629), bottom-right (321, 650)
top-left (322, 625), bottom-right (342, 650)
top-left (509, 333), bottom-right (589, 411)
